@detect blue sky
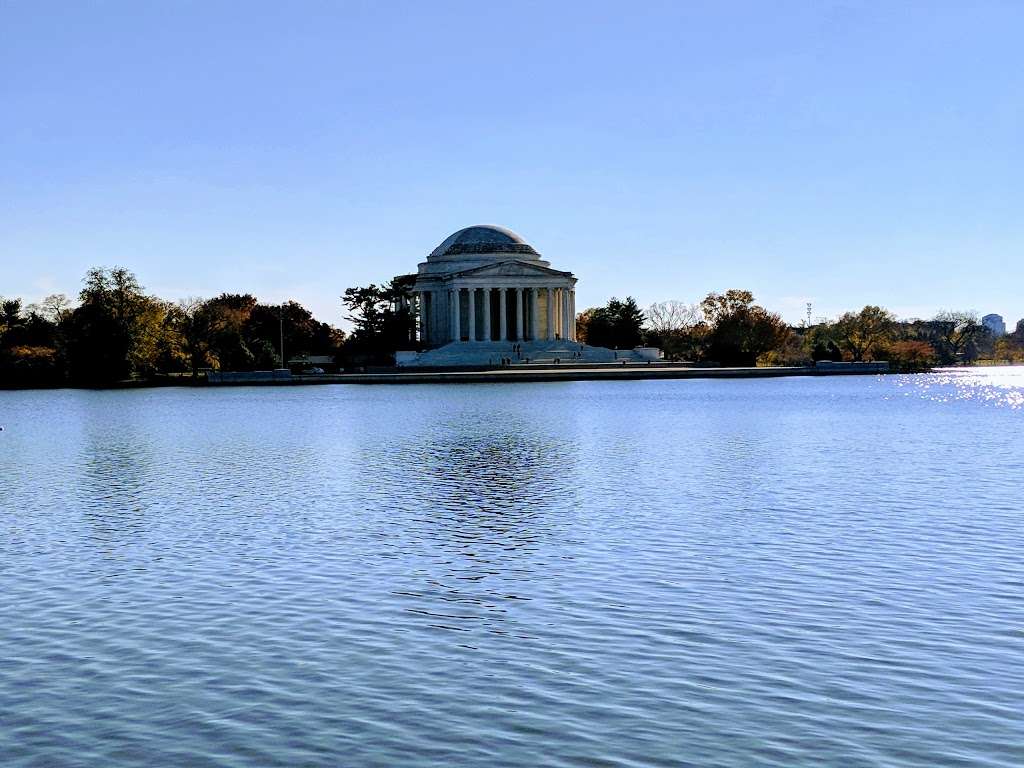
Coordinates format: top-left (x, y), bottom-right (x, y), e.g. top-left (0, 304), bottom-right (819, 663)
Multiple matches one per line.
top-left (2, 1), bottom-right (1021, 328)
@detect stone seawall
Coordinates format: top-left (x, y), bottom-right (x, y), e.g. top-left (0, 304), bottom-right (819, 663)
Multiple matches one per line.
top-left (204, 362), bottom-right (890, 386)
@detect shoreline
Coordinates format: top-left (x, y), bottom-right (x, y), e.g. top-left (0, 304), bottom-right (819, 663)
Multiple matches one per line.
top-left (0, 362), bottom-right (896, 390)
top-left (213, 363), bottom-right (891, 385)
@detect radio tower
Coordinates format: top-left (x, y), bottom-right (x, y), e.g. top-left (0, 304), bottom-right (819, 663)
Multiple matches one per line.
top-left (806, 302), bottom-right (813, 327)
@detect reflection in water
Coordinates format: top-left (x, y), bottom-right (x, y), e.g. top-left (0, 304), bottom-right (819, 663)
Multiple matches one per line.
top-left (1, 373), bottom-right (1023, 767)
top-left (77, 403), bottom-right (158, 551)
top-left (360, 409), bottom-right (583, 639)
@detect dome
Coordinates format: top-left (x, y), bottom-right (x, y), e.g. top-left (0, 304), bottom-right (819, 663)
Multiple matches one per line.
top-left (429, 225), bottom-right (540, 259)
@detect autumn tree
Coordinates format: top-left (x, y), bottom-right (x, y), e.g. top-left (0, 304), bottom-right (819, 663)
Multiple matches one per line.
top-left (699, 290), bottom-right (791, 366)
top-left (883, 340), bottom-right (937, 372)
top-left (832, 306), bottom-right (895, 361)
top-left (993, 337), bottom-right (1024, 363)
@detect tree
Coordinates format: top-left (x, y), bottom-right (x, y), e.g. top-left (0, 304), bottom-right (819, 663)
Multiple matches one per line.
top-left (166, 297), bottom-right (218, 375)
top-left (0, 345), bottom-right (60, 388)
top-left (0, 295), bottom-right (65, 386)
top-left (204, 293), bottom-right (260, 370)
top-left (249, 300), bottom-right (344, 364)
top-left (163, 293), bottom-right (344, 372)
top-left (1, 298), bottom-right (24, 331)
top-left (833, 306), bottom-right (895, 361)
top-left (64, 267), bottom-right (169, 383)
top-left (883, 340), bottom-right (937, 372)
top-left (802, 322), bottom-right (844, 362)
top-left (29, 294), bottom-right (73, 325)
top-left (699, 290), bottom-right (791, 366)
top-left (341, 277), bottom-right (414, 365)
top-left (3, 270), bottom-right (347, 385)
top-left (646, 300), bottom-right (700, 334)
top-left (931, 310), bottom-right (983, 363)
top-left (576, 297), bottom-right (645, 349)
top-left (993, 337), bottom-right (1024, 363)
top-left (757, 333), bottom-right (813, 367)
top-left (642, 300), bottom-right (702, 361)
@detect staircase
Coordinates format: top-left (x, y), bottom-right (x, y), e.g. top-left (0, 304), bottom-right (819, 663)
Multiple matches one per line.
top-left (398, 340), bottom-right (639, 367)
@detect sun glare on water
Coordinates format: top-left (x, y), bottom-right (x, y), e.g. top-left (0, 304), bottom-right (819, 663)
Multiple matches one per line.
top-left (892, 366), bottom-right (1024, 409)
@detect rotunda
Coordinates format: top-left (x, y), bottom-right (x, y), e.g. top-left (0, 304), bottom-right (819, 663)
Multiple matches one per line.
top-left (410, 225), bottom-right (577, 346)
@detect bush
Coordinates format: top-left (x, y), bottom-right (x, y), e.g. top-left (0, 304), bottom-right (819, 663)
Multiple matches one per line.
top-left (883, 340), bottom-right (936, 372)
top-left (0, 345), bottom-right (62, 387)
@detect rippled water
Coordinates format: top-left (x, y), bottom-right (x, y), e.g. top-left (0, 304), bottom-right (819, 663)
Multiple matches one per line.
top-left (2, 369), bottom-right (1023, 767)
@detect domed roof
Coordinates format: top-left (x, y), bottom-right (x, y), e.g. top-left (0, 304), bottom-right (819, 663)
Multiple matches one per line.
top-left (429, 225), bottom-right (540, 259)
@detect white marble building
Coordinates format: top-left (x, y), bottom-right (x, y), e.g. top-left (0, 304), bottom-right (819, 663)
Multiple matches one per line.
top-left (411, 225), bottom-right (577, 345)
top-left (396, 225), bottom-right (657, 367)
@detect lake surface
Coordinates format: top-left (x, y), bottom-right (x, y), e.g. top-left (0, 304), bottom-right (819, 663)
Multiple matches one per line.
top-left (2, 369), bottom-right (1023, 767)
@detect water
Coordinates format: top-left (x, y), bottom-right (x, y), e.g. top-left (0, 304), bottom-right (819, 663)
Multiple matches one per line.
top-left (2, 369), bottom-right (1022, 767)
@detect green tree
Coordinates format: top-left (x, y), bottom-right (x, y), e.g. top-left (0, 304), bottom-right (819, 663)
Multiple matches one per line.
top-left (341, 277), bottom-right (415, 365)
top-left (577, 296), bottom-right (645, 349)
top-left (64, 267), bottom-right (169, 383)
top-left (165, 297), bottom-right (219, 375)
top-left (205, 293), bottom-right (260, 370)
top-left (1, 298), bottom-right (24, 331)
top-left (249, 300), bottom-right (344, 365)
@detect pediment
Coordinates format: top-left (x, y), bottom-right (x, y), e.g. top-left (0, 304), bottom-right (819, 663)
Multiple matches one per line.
top-left (454, 260), bottom-right (571, 278)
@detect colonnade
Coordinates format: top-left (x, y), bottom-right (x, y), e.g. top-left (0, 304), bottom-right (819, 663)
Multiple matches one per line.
top-left (415, 285), bottom-right (576, 344)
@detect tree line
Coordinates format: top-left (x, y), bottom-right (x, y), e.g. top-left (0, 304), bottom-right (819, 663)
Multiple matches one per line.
top-left (577, 292), bottom-right (1014, 370)
top-left (3, 268), bottom-right (1018, 387)
top-left (0, 267), bottom-right (344, 387)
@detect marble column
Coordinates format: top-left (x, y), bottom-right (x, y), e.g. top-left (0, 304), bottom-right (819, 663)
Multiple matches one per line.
top-left (529, 288), bottom-right (539, 341)
top-left (570, 290), bottom-right (576, 341)
top-left (418, 292), bottom-right (428, 344)
top-left (546, 287), bottom-right (555, 340)
top-left (515, 288), bottom-right (524, 341)
top-left (451, 289), bottom-right (460, 342)
top-left (498, 288), bottom-right (507, 341)
top-left (467, 288), bottom-right (476, 342)
top-left (482, 287), bottom-right (491, 342)
top-left (562, 287), bottom-right (570, 341)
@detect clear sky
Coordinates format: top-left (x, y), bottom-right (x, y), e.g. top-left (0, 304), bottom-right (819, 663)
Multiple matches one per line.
top-left (2, 1), bottom-right (1021, 328)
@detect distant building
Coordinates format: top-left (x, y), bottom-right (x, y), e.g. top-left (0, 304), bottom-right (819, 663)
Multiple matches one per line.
top-left (982, 314), bottom-right (1006, 336)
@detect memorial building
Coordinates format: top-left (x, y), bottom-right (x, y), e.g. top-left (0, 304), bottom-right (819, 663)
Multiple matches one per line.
top-left (396, 225), bottom-right (657, 366)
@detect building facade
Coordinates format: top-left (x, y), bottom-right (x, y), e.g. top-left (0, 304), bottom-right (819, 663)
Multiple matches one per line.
top-left (982, 313), bottom-right (1006, 336)
top-left (409, 225), bottom-right (577, 346)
